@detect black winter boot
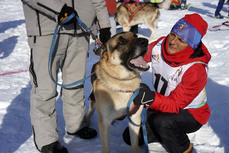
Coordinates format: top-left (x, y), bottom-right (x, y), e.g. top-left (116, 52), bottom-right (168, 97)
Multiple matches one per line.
top-left (130, 25), bottom-right (138, 34)
top-left (67, 126), bottom-right (97, 139)
top-left (180, 0), bottom-right (187, 10)
top-left (41, 141), bottom-right (68, 153)
top-left (122, 126), bottom-right (162, 146)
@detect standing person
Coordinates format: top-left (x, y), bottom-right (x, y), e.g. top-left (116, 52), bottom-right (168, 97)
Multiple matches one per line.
top-left (170, 0), bottom-right (187, 10)
top-left (214, 0), bottom-right (228, 19)
top-left (123, 13), bottom-right (211, 153)
top-left (21, 0), bottom-right (111, 153)
top-left (180, 0), bottom-right (187, 10)
top-left (105, 0), bottom-right (117, 36)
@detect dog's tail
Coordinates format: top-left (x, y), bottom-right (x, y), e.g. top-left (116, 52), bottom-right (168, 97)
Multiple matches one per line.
top-left (158, 0), bottom-right (172, 9)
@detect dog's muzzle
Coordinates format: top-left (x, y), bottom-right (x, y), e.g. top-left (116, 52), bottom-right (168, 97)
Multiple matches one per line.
top-left (128, 38), bottom-right (150, 71)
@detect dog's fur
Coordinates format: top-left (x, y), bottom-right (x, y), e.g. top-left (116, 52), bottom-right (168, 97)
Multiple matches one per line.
top-left (87, 32), bottom-right (149, 153)
top-left (115, 0), bottom-right (172, 41)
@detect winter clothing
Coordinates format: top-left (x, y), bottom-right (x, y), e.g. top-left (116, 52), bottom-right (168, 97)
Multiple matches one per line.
top-left (144, 34), bottom-right (211, 125)
top-left (67, 126), bottom-right (98, 139)
top-left (105, 0), bottom-right (117, 36)
top-left (133, 83), bottom-right (155, 106)
top-left (27, 32), bottom-right (91, 151)
top-left (21, 0), bottom-right (111, 151)
top-left (170, 0), bottom-right (187, 10)
top-left (108, 14), bottom-right (117, 36)
top-left (215, 0), bottom-right (226, 18)
top-left (180, 0), bottom-right (187, 10)
top-left (58, 4), bottom-right (78, 25)
top-left (147, 110), bottom-right (201, 153)
top-left (21, 0), bottom-right (110, 36)
top-left (137, 13), bottom-right (210, 153)
top-left (122, 110), bottom-right (162, 146)
top-left (105, 0), bottom-right (117, 14)
top-left (171, 13), bottom-right (208, 50)
top-left (41, 141), bottom-right (68, 153)
top-left (99, 27), bottom-right (111, 44)
top-left (130, 25), bottom-right (139, 34)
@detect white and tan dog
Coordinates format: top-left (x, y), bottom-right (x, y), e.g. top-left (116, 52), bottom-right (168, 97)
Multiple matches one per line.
top-left (87, 32), bottom-right (150, 153)
top-left (115, 0), bottom-right (172, 40)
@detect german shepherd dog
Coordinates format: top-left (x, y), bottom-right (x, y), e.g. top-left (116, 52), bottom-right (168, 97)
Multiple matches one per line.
top-left (87, 32), bottom-right (150, 153)
top-left (115, 0), bottom-right (172, 41)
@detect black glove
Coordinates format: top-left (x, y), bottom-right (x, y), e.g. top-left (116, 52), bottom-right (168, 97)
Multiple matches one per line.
top-left (58, 4), bottom-right (78, 25)
top-left (99, 28), bottom-right (111, 44)
top-left (133, 83), bottom-right (155, 106)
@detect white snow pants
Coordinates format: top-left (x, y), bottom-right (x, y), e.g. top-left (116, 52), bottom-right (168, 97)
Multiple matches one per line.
top-left (109, 14), bottom-right (117, 37)
top-left (27, 33), bottom-right (89, 151)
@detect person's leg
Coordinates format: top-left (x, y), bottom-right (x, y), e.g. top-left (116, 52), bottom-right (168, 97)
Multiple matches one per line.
top-left (122, 110), bottom-right (162, 146)
top-left (180, 0), bottom-right (187, 10)
top-left (109, 14), bottom-right (117, 37)
top-left (215, 0), bottom-right (225, 18)
top-left (60, 34), bottom-right (97, 139)
top-left (130, 25), bottom-right (138, 34)
top-left (28, 35), bottom-right (62, 151)
top-left (60, 34), bottom-right (89, 134)
top-left (59, 34), bottom-right (96, 140)
top-left (147, 110), bottom-right (202, 153)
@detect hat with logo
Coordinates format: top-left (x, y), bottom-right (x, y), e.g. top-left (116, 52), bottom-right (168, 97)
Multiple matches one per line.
top-left (171, 13), bottom-right (208, 50)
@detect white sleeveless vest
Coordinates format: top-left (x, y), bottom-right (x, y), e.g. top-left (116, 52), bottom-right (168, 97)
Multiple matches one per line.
top-left (151, 39), bottom-right (207, 109)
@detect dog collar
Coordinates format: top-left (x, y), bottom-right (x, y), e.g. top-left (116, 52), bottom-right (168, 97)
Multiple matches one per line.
top-left (118, 90), bottom-right (134, 93)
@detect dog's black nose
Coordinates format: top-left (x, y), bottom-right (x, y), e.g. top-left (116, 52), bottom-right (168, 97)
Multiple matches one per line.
top-left (136, 38), bottom-right (148, 47)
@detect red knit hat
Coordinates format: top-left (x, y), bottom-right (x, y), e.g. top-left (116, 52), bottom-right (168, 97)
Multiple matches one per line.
top-left (171, 13), bottom-right (208, 49)
top-left (182, 13), bottom-right (208, 36)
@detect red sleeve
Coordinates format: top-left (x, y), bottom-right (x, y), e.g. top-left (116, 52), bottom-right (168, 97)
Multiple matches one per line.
top-left (143, 37), bottom-right (165, 63)
top-left (105, 0), bottom-right (117, 14)
top-left (147, 64), bottom-right (207, 113)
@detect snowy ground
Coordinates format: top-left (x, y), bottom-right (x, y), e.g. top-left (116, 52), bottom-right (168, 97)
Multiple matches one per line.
top-left (0, 0), bottom-right (229, 153)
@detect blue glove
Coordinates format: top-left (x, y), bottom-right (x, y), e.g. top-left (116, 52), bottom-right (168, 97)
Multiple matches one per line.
top-left (133, 83), bottom-right (155, 106)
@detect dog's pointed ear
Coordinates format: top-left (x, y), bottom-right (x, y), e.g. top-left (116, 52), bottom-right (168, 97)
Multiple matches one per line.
top-left (93, 45), bottom-right (107, 56)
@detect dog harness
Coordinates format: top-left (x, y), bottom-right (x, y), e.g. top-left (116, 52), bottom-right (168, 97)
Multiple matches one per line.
top-left (123, 2), bottom-right (146, 22)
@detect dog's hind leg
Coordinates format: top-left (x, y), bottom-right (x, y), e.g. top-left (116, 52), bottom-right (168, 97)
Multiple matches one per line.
top-left (86, 92), bottom-right (96, 124)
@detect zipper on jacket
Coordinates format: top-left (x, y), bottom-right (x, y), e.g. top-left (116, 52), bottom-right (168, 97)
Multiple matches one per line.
top-left (72, 0), bottom-right (77, 33)
top-left (36, 11), bottom-right (42, 36)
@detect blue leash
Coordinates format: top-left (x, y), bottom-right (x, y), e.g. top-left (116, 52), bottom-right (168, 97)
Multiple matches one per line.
top-left (126, 87), bottom-right (149, 153)
top-left (48, 13), bottom-right (96, 87)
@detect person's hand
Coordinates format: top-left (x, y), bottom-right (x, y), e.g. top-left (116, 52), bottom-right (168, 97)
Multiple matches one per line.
top-left (133, 83), bottom-right (155, 106)
top-left (58, 4), bottom-right (78, 25)
top-left (99, 28), bottom-right (111, 44)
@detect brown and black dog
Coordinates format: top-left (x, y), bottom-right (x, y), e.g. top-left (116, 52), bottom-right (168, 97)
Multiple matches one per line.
top-left (115, 0), bottom-right (172, 41)
top-left (87, 32), bottom-right (150, 153)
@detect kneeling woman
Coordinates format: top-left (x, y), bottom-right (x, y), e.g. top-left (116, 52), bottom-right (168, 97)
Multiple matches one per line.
top-left (123, 13), bottom-right (211, 153)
